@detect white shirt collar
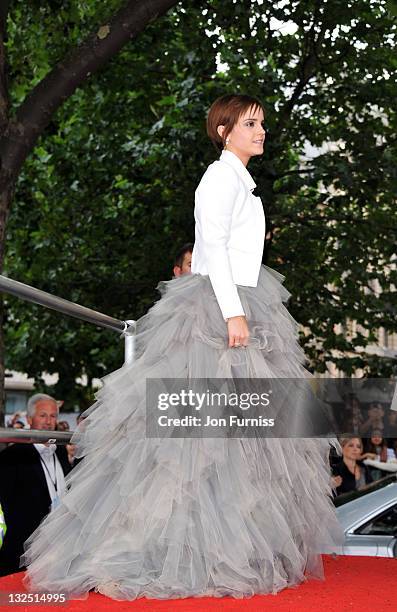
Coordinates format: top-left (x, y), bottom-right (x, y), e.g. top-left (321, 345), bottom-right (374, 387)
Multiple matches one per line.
top-left (220, 150), bottom-right (256, 192)
top-left (34, 443), bottom-right (57, 457)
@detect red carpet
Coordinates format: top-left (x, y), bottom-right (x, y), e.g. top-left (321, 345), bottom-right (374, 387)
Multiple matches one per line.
top-left (0, 556), bottom-right (395, 611)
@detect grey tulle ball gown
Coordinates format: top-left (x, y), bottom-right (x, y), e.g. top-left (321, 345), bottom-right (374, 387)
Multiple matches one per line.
top-left (21, 264), bottom-right (343, 601)
top-left (21, 147), bottom-right (343, 599)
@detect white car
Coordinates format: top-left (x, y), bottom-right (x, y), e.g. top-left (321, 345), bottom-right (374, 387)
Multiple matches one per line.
top-left (335, 475), bottom-right (397, 557)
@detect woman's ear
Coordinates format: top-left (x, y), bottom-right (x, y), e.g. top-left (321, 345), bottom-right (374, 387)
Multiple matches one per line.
top-left (217, 125), bottom-right (225, 140)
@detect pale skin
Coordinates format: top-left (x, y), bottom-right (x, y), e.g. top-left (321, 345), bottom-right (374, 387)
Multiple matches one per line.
top-left (173, 251), bottom-right (192, 277)
top-left (217, 105), bottom-right (266, 348)
top-left (27, 399), bottom-right (59, 440)
top-left (360, 434), bottom-right (383, 461)
top-left (0, 399), bottom-right (59, 446)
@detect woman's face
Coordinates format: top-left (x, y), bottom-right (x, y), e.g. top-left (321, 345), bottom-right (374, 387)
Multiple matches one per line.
top-left (371, 435), bottom-right (383, 446)
top-left (368, 403), bottom-right (384, 417)
top-left (221, 105), bottom-right (266, 164)
top-left (342, 438), bottom-right (362, 460)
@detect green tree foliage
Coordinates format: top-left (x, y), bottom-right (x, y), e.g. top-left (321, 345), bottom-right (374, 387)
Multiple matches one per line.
top-left (3, 0), bottom-right (397, 408)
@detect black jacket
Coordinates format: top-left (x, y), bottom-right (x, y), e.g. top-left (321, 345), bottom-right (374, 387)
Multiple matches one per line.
top-left (332, 458), bottom-right (373, 496)
top-left (0, 443), bottom-right (71, 577)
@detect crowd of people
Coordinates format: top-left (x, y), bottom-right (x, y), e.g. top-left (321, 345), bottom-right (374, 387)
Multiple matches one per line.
top-left (330, 396), bottom-right (397, 496)
top-left (331, 433), bottom-right (397, 496)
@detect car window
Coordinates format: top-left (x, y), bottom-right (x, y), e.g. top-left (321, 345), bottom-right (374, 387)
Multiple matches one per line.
top-left (333, 475), bottom-right (397, 507)
top-left (355, 504), bottom-right (397, 536)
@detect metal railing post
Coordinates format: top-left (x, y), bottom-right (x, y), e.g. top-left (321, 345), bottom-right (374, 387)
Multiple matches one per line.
top-left (124, 320), bottom-right (136, 365)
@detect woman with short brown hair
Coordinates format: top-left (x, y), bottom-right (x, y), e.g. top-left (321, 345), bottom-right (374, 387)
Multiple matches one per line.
top-left (23, 94), bottom-right (343, 601)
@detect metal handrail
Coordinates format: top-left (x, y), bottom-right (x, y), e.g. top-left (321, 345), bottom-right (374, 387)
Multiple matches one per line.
top-left (0, 427), bottom-right (72, 444)
top-left (0, 274), bottom-right (127, 333)
top-left (0, 275), bottom-right (137, 365)
top-left (0, 277), bottom-right (142, 440)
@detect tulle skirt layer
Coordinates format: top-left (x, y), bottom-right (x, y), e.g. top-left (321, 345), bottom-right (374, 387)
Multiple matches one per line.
top-left (21, 265), bottom-right (343, 600)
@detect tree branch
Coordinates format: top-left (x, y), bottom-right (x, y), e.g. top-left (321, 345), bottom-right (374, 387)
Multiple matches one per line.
top-left (275, 167), bottom-right (316, 178)
top-left (275, 2), bottom-right (326, 134)
top-left (2, 0), bottom-right (178, 182)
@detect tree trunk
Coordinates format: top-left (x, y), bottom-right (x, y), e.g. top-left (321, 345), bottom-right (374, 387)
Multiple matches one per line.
top-left (0, 184), bottom-right (13, 426)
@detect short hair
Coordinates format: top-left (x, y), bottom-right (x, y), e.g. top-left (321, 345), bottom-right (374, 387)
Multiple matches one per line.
top-left (206, 94), bottom-right (265, 151)
top-left (174, 242), bottom-right (193, 268)
top-left (27, 393), bottom-right (58, 417)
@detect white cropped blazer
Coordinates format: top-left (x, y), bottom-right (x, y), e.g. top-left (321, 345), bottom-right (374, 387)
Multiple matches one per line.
top-left (191, 149), bottom-right (266, 321)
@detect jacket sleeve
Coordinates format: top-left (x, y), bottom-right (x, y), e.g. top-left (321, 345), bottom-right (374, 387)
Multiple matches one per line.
top-left (195, 163), bottom-right (245, 320)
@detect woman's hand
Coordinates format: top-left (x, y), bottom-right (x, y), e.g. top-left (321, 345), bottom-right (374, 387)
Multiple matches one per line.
top-left (360, 452), bottom-right (376, 461)
top-left (227, 315), bottom-right (249, 348)
top-left (331, 475), bottom-right (342, 488)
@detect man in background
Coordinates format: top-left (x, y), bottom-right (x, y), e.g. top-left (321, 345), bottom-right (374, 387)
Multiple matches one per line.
top-left (173, 242), bottom-right (193, 277)
top-left (0, 393), bottom-right (71, 576)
